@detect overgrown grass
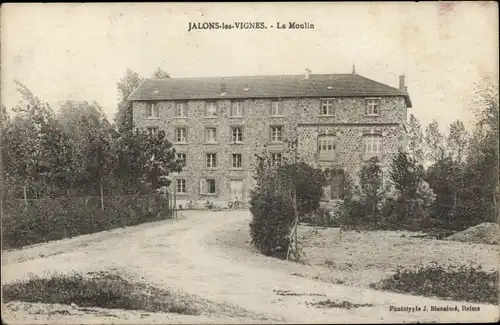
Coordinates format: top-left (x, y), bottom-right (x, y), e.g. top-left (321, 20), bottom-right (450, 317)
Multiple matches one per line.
top-left (370, 264), bottom-right (499, 305)
top-left (306, 299), bottom-right (373, 309)
top-left (2, 271), bottom-right (198, 315)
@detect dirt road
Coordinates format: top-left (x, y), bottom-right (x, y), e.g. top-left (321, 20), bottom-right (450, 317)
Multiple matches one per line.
top-left (2, 211), bottom-right (498, 323)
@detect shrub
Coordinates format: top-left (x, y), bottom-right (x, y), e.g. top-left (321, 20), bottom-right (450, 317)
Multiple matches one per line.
top-left (249, 146), bottom-right (326, 259)
top-left (249, 189), bottom-right (294, 258)
top-left (2, 271), bottom-right (198, 315)
top-left (370, 264), bottom-right (499, 304)
top-left (2, 194), bottom-right (173, 249)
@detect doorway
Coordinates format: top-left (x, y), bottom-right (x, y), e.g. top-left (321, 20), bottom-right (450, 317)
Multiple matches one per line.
top-left (330, 170), bottom-right (345, 200)
top-left (229, 179), bottom-right (244, 201)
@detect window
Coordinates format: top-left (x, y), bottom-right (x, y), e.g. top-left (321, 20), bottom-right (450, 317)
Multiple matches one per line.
top-left (175, 102), bottom-right (187, 117)
top-left (146, 102), bottom-right (159, 118)
top-left (206, 153), bottom-right (217, 168)
top-left (176, 153), bottom-right (187, 167)
top-left (231, 102), bottom-right (244, 117)
top-left (206, 102), bottom-right (217, 117)
top-left (147, 127), bottom-right (159, 136)
top-left (271, 153), bottom-right (282, 165)
top-left (365, 98), bottom-right (380, 115)
top-left (205, 127), bottom-right (217, 143)
top-left (270, 126), bottom-right (283, 142)
top-left (363, 135), bottom-right (383, 160)
top-left (318, 135), bottom-right (337, 161)
top-left (232, 154), bottom-right (242, 168)
top-left (200, 178), bottom-right (216, 195)
top-left (176, 179), bottom-right (186, 194)
top-left (271, 101), bottom-right (283, 116)
top-left (231, 127), bottom-right (243, 143)
top-left (175, 127), bottom-right (187, 143)
top-left (320, 100), bottom-right (334, 116)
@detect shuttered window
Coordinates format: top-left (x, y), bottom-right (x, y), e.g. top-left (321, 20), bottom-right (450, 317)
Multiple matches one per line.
top-left (199, 179), bottom-right (216, 195)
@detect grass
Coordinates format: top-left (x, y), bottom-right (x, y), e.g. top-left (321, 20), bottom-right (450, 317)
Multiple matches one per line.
top-left (2, 271), bottom-right (199, 315)
top-left (306, 299), bottom-right (373, 309)
top-left (370, 263), bottom-right (499, 305)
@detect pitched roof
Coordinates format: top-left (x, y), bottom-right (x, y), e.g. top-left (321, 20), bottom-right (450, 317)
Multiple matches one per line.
top-left (128, 73), bottom-right (412, 107)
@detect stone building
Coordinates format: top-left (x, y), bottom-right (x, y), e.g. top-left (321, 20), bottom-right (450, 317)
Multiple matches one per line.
top-left (128, 70), bottom-right (412, 207)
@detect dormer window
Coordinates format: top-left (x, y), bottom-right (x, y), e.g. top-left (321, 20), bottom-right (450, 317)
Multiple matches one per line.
top-left (146, 102), bottom-right (159, 118)
top-left (365, 98), bottom-right (380, 116)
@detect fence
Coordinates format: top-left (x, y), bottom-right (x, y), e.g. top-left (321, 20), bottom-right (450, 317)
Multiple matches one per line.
top-left (2, 193), bottom-right (176, 249)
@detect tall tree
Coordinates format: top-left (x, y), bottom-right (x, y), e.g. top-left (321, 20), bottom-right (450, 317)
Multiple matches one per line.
top-left (462, 78), bottom-right (499, 225)
top-left (151, 67), bottom-right (170, 79)
top-left (114, 69), bottom-right (144, 133)
top-left (424, 120), bottom-right (446, 165)
top-left (447, 120), bottom-right (469, 165)
top-left (110, 129), bottom-right (182, 195)
top-left (58, 100), bottom-right (114, 199)
top-left (4, 81), bottom-right (72, 199)
top-left (406, 114), bottom-right (425, 163)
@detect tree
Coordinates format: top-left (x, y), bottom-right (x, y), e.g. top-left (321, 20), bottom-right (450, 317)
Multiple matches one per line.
top-left (249, 145), bottom-right (326, 260)
top-left (447, 120), bottom-right (469, 165)
top-left (110, 129), bottom-right (182, 194)
top-left (358, 157), bottom-right (387, 219)
top-left (461, 78), bottom-right (499, 226)
top-left (4, 81), bottom-right (72, 199)
top-left (424, 120), bottom-right (446, 165)
top-left (151, 67), bottom-right (170, 79)
top-left (407, 114), bottom-right (425, 163)
top-left (58, 100), bottom-right (115, 202)
top-left (114, 69), bottom-right (144, 133)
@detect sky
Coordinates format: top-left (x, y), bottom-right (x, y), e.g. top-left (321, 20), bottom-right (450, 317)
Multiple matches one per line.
top-left (1, 2), bottom-right (498, 133)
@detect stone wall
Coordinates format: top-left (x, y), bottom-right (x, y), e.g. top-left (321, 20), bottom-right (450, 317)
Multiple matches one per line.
top-left (132, 95), bottom-right (407, 205)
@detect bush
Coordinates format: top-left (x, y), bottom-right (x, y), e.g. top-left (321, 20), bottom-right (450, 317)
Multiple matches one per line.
top-left (2, 271), bottom-right (198, 315)
top-left (249, 190), bottom-right (294, 258)
top-left (2, 194), bottom-right (173, 249)
top-left (370, 264), bottom-right (499, 304)
top-left (249, 147), bottom-right (326, 259)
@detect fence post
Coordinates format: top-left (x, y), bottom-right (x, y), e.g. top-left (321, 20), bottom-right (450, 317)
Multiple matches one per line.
top-left (100, 182), bottom-right (104, 212)
top-left (173, 191), bottom-right (177, 218)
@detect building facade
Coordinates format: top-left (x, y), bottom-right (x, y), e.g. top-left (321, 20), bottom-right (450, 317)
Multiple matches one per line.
top-left (129, 71), bottom-right (411, 208)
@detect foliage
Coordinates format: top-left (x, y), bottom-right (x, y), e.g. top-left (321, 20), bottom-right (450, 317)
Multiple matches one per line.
top-left (371, 263), bottom-right (499, 305)
top-left (151, 67), bottom-right (171, 79)
top-left (2, 195), bottom-right (173, 249)
top-left (3, 271), bottom-right (198, 315)
top-left (388, 151), bottom-right (435, 226)
top-left (3, 81), bottom-right (73, 199)
top-left (334, 159), bottom-right (390, 229)
top-left (114, 69), bottom-right (144, 133)
top-left (447, 120), bottom-right (469, 165)
top-left (424, 120), bottom-right (446, 165)
top-left (407, 113), bottom-right (425, 162)
top-left (249, 144), bottom-right (326, 259)
top-left (114, 68), bottom-right (171, 133)
top-left (58, 100), bottom-right (115, 196)
top-left (249, 189), bottom-right (295, 258)
top-left (110, 129), bottom-right (182, 195)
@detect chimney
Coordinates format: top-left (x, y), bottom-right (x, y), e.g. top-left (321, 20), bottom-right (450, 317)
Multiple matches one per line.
top-left (304, 68), bottom-right (311, 79)
top-left (399, 75), bottom-right (406, 91)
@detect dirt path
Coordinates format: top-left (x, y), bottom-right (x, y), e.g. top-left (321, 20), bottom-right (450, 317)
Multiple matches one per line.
top-left (2, 211), bottom-right (498, 323)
